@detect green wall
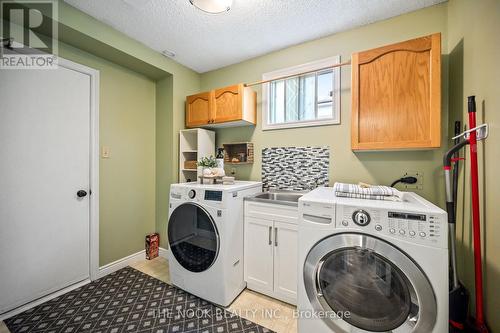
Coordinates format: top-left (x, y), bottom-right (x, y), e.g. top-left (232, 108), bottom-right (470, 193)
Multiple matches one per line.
top-left (447, 0), bottom-right (500, 331)
top-left (52, 1), bottom-right (201, 261)
top-left (200, 3), bottom-right (449, 205)
top-left (58, 43), bottom-right (156, 266)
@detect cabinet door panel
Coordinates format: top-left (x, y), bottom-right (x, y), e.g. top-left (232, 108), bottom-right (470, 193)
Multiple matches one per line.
top-left (186, 91), bottom-right (212, 127)
top-left (351, 33), bottom-right (441, 150)
top-left (244, 216), bottom-right (274, 294)
top-left (213, 84), bottom-right (242, 123)
top-left (273, 221), bottom-right (298, 304)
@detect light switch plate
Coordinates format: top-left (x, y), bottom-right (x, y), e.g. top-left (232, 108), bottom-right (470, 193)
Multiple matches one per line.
top-left (102, 146), bottom-right (110, 159)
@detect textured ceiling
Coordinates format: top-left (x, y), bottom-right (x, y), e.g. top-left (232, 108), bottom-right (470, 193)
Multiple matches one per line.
top-left (64, 0), bottom-right (446, 73)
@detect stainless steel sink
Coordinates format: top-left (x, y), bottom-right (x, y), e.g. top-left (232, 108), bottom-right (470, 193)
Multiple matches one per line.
top-left (245, 190), bottom-right (307, 206)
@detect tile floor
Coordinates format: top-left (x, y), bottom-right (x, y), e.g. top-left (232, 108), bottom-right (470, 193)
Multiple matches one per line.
top-left (130, 257), bottom-right (298, 333)
top-left (0, 257), bottom-right (297, 333)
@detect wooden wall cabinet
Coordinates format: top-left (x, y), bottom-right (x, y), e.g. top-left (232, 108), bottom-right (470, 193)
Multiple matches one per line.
top-left (186, 91), bottom-right (213, 127)
top-left (351, 33), bottom-right (441, 150)
top-left (185, 83), bottom-right (256, 128)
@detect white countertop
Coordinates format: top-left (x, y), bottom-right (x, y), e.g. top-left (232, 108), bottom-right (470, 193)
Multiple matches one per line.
top-left (173, 181), bottom-right (262, 192)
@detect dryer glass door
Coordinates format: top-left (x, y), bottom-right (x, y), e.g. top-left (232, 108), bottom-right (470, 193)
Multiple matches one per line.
top-left (317, 248), bottom-right (411, 331)
top-left (303, 233), bottom-right (437, 333)
top-left (168, 203), bottom-right (219, 273)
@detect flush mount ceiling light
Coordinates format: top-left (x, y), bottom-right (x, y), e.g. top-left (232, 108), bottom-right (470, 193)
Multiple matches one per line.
top-left (189, 0), bottom-right (232, 14)
top-left (161, 49), bottom-right (176, 58)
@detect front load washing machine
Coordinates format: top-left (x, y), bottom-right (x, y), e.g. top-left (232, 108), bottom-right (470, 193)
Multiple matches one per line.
top-left (297, 187), bottom-right (448, 333)
top-left (167, 181), bottom-right (261, 306)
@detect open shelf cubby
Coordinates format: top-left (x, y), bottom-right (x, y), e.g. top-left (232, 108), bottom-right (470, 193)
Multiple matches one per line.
top-left (179, 129), bottom-right (215, 183)
top-left (222, 142), bottom-right (254, 165)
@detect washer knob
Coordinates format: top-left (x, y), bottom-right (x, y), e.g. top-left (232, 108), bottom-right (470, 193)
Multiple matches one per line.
top-left (409, 231), bottom-right (416, 237)
top-left (389, 228), bottom-right (396, 234)
top-left (188, 189), bottom-right (196, 199)
top-left (420, 232), bottom-right (426, 237)
top-left (352, 210), bottom-right (371, 226)
top-left (399, 229), bottom-right (406, 235)
top-left (375, 224), bottom-right (382, 231)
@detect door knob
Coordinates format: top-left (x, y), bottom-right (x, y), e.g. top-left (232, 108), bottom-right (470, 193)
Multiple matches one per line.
top-left (77, 190), bottom-right (88, 198)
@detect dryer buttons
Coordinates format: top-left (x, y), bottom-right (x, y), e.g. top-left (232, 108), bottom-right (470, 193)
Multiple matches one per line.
top-left (188, 189), bottom-right (196, 199)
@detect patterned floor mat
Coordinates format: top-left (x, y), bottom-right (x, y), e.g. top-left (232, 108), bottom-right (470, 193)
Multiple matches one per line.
top-left (5, 267), bottom-right (274, 333)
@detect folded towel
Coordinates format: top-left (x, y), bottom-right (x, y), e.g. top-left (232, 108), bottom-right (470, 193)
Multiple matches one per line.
top-left (333, 182), bottom-right (403, 202)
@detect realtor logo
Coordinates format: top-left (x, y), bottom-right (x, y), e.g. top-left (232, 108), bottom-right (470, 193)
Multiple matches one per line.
top-left (0, 0), bottom-right (58, 69)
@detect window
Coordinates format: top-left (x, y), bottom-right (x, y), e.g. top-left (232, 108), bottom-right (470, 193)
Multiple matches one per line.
top-left (263, 56), bottom-right (341, 130)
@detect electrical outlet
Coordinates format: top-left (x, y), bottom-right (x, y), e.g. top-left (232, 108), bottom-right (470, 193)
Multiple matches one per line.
top-left (403, 170), bottom-right (423, 190)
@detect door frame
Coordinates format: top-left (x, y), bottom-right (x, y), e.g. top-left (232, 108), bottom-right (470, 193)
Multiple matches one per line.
top-left (57, 57), bottom-right (100, 280)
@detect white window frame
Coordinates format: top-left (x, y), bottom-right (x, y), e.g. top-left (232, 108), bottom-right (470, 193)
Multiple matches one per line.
top-left (262, 55), bottom-right (341, 130)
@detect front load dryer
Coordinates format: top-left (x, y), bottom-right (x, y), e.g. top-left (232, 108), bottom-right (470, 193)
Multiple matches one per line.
top-left (297, 187), bottom-right (448, 333)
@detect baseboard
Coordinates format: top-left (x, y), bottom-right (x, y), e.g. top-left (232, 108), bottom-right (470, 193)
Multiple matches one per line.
top-left (96, 250), bottom-right (146, 279)
top-left (0, 279), bottom-right (90, 321)
top-left (159, 247), bottom-right (169, 259)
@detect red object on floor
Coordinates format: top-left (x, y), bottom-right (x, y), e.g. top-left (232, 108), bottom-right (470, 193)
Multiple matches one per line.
top-left (467, 96), bottom-right (489, 333)
top-left (146, 233), bottom-right (159, 260)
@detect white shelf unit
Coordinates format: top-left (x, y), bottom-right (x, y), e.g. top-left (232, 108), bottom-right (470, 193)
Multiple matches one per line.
top-left (179, 128), bottom-right (215, 183)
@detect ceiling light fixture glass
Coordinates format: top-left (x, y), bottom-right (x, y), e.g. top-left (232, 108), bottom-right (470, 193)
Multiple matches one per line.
top-left (189, 0), bottom-right (232, 14)
top-left (161, 49), bottom-right (176, 58)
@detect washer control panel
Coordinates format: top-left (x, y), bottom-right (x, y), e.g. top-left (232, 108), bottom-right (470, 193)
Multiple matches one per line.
top-left (337, 204), bottom-right (446, 247)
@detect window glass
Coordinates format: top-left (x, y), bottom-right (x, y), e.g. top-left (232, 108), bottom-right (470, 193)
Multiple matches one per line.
top-left (269, 80), bottom-right (285, 124)
top-left (285, 77), bottom-right (299, 122)
top-left (317, 70), bottom-right (333, 119)
top-left (299, 74), bottom-right (316, 121)
top-left (265, 58), bottom-right (339, 129)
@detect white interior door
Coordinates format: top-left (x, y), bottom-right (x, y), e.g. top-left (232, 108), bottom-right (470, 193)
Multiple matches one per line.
top-left (0, 63), bottom-right (92, 314)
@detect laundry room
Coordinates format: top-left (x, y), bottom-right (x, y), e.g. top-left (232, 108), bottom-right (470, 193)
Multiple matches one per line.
top-left (0, 1), bottom-right (498, 333)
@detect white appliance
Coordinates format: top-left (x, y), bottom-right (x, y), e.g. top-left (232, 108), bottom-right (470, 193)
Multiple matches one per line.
top-left (298, 187), bottom-right (448, 333)
top-left (167, 181), bottom-right (262, 306)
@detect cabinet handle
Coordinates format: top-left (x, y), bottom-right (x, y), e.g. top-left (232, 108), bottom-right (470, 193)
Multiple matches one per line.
top-left (274, 227), bottom-right (278, 247)
top-left (268, 226), bottom-right (272, 245)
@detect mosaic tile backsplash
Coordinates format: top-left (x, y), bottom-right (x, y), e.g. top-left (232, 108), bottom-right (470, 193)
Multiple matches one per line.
top-left (262, 146), bottom-right (330, 190)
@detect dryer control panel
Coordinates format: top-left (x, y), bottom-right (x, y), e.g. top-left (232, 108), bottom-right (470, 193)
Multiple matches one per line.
top-left (336, 204), bottom-right (447, 249)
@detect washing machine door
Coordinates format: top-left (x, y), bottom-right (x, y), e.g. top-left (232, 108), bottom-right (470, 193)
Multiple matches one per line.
top-left (168, 202), bottom-right (220, 273)
top-left (303, 233), bottom-right (436, 333)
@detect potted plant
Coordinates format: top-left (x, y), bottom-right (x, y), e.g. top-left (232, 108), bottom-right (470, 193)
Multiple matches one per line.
top-left (197, 156), bottom-right (217, 183)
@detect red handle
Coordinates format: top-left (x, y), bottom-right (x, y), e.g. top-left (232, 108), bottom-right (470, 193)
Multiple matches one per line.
top-left (468, 96), bottom-right (487, 331)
